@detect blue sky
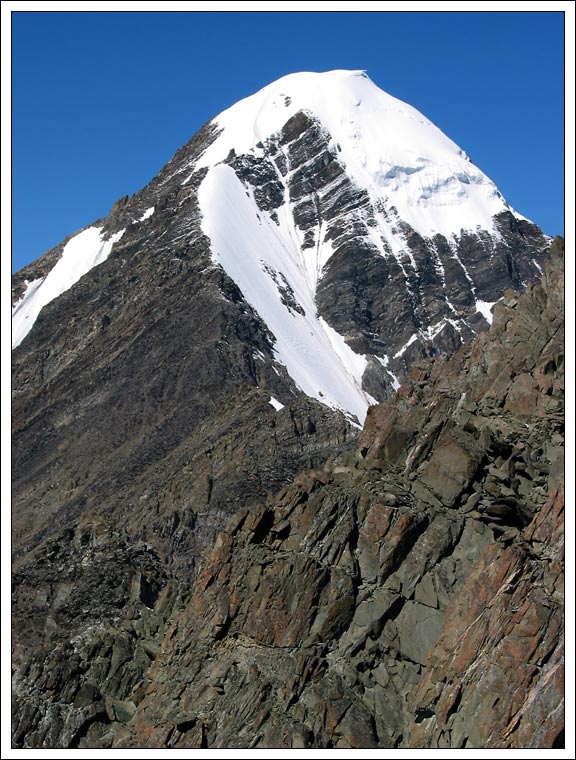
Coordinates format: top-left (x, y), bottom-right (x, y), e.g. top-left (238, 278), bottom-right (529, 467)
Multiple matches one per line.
top-left (11, 9), bottom-right (565, 272)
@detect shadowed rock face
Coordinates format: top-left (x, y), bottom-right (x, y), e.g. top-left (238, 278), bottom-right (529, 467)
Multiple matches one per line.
top-left (12, 239), bottom-right (564, 749)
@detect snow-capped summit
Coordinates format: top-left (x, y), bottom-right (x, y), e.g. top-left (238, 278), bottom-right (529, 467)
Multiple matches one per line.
top-left (192, 70), bottom-right (545, 423)
top-left (196, 69), bottom-right (516, 241)
top-left (12, 70), bottom-right (548, 426)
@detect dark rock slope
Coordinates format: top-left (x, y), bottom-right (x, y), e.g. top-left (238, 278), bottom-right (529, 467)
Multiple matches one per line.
top-left (12, 239), bottom-right (564, 748)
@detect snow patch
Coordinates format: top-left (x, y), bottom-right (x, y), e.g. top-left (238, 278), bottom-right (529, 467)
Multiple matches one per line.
top-left (269, 396), bottom-right (285, 411)
top-left (446, 317), bottom-right (464, 336)
top-left (393, 333), bottom-right (418, 359)
top-left (375, 355), bottom-right (401, 391)
top-left (476, 299), bottom-right (496, 325)
top-left (12, 227), bottom-right (125, 349)
top-left (198, 163), bottom-right (375, 424)
top-left (420, 319), bottom-right (449, 342)
top-left (12, 278), bottom-right (45, 316)
top-left (138, 206), bottom-right (155, 222)
top-left (444, 297), bottom-right (459, 316)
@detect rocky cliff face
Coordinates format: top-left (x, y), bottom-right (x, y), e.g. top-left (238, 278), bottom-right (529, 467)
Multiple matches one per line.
top-left (12, 239), bottom-right (564, 749)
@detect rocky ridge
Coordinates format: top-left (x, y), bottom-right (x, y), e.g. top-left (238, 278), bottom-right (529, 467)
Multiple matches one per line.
top-left (12, 238), bottom-right (564, 749)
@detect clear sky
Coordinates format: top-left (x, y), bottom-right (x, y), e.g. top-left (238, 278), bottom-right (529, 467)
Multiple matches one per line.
top-left (10, 8), bottom-right (566, 273)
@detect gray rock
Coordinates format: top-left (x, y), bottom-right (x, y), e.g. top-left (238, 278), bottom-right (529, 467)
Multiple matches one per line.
top-left (395, 601), bottom-right (444, 665)
top-left (414, 574), bottom-right (438, 609)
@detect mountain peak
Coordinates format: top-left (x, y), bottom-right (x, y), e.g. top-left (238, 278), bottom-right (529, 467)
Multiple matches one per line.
top-left (11, 68), bottom-right (557, 750)
top-left (13, 71), bottom-right (547, 425)
top-left (195, 69), bottom-right (518, 243)
top-left (192, 71), bottom-right (545, 422)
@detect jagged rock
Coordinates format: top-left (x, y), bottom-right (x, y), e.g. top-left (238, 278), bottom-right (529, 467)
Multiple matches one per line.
top-left (414, 574), bottom-right (438, 609)
top-left (405, 486), bottom-right (564, 749)
top-left (418, 429), bottom-right (485, 506)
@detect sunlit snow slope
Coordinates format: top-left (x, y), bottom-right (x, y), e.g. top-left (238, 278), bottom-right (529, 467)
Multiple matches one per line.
top-left (12, 227), bottom-right (125, 349)
top-left (199, 164), bottom-right (376, 424)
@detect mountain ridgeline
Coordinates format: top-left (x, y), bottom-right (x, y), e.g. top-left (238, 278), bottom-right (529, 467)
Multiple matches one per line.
top-left (11, 71), bottom-right (562, 749)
